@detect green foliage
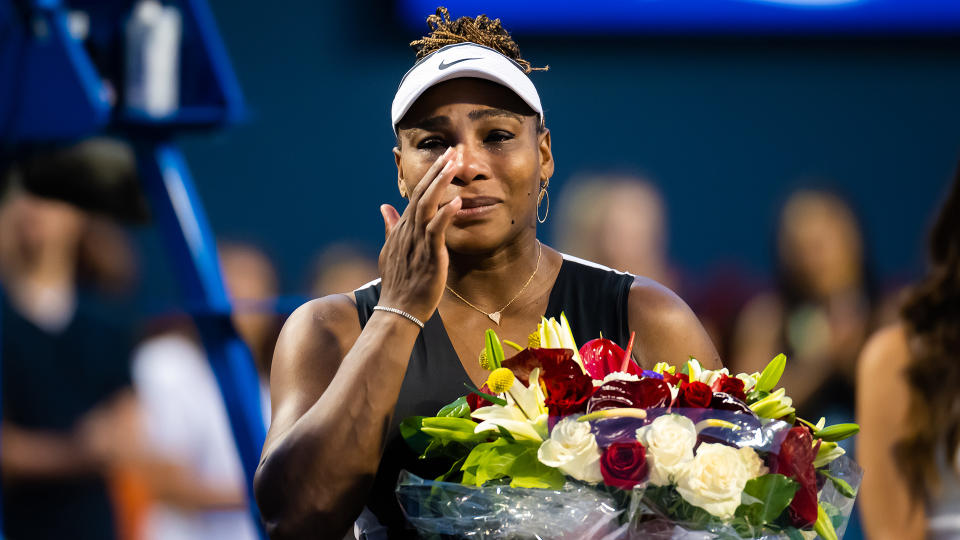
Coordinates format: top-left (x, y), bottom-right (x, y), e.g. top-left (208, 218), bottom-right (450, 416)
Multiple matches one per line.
top-left (460, 438), bottom-right (564, 489)
top-left (734, 474), bottom-right (799, 531)
top-left (643, 485), bottom-right (720, 530)
top-left (745, 389), bottom-right (769, 405)
top-left (819, 470), bottom-right (857, 498)
top-left (464, 382), bottom-right (508, 406)
top-left (436, 396), bottom-right (471, 418)
top-left (756, 353), bottom-right (786, 393)
top-left (813, 423), bottom-right (860, 442)
top-left (400, 416), bottom-right (490, 460)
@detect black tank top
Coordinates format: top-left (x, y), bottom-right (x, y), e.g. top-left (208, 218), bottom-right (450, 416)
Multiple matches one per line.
top-left (353, 255), bottom-right (634, 538)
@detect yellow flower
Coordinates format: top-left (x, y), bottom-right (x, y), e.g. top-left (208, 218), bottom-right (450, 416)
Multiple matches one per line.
top-left (486, 367), bottom-right (515, 394)
top-left (478, 348), bottom-right (493, 370)
top-left (528, 330), bottom-right (541, 348)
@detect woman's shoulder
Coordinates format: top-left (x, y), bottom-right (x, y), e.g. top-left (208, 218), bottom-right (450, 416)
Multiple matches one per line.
top-left (278, 293), bottom-right (364, 358)
top-left (858, 322), bottom-right (911, 384)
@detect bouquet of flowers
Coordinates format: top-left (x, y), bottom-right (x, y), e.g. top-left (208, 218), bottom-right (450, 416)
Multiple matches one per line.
top-left (397, 315), bottom-right (861, 539)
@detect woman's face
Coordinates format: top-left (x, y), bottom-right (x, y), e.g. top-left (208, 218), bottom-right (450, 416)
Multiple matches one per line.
top-left (394, 78), bottom-right (553, 254)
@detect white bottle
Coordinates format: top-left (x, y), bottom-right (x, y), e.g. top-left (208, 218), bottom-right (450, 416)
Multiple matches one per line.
top-left (125, 0), bottom-right (181, 118)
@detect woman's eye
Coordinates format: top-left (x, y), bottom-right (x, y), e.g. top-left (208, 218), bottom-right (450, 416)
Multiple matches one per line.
top-left (485, 130), bottom-right (515, 143)
top-left (417, 138), bottom-right (446, 150)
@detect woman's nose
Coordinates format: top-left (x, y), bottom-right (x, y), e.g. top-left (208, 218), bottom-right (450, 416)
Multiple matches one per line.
top-left (453, 143), bottom-right (490, 184)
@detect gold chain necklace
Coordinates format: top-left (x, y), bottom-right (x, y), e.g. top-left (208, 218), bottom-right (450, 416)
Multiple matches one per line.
top-left (445, 241), bottom-right (542, 325)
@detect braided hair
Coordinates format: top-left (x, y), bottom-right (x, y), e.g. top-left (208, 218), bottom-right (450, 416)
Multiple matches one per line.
top-left (409, 7), bottom-right (547, 74)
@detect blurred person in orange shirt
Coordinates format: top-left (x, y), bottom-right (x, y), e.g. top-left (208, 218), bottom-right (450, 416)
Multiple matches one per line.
top-left (857, 166), bottom-right (960, 540)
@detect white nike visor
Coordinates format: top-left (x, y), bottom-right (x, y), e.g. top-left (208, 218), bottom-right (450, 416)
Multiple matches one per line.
top-left (391, 42), bottom-right (544, 134)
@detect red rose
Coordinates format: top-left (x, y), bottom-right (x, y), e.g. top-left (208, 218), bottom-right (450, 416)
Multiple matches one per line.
top-left (467, 383), bottom-right (494, 411)
top-left (662, 372), bottom-right (689, 387)
top-left (712, 375), bottom-right (746, 401)
top-left (600, 441), bottom-right (649, 489)
top-left (542, 366), bottom-right (595, 422)
top-left (679, 381), bottom-right (713, 408)
top-left (773, 426), bottom-right (819, 527)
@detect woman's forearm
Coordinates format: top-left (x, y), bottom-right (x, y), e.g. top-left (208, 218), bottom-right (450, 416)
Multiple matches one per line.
top-left (255, 311), bottom-right (421, 539)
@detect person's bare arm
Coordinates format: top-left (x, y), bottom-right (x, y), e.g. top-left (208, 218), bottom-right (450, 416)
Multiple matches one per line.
top-left (856, 324), bottom-right (926, 540)
top-left (2, 390), bottom-right (138, 482)
top-left (254, 148), bottom-right (463, 540)
top-left (1, 423), bottom-right (103, 480)
top-left (627, 277), bottom-right (722, 370)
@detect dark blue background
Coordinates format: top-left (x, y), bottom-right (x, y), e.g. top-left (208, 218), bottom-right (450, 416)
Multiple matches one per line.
top-left (399, 0), bottom-right (960, 35)
top-left (141, 2), bottom-right (960, 303)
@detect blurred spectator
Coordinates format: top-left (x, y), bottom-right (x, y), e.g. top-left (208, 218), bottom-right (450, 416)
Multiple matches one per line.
top-left (554, 175), bottom-right (679, 290)
top-left (129, 241), bottom-right (278, 540)
top-left (555, 174), bottom-right (758, 358)
top-left (307, 242), bottom-right (379, 297)
top-left (0, 174), bottom-right (139, 540)
top-left (856, 167), bottom-right (960, 540)
top-left (731, 189), bottom-right (875, 422)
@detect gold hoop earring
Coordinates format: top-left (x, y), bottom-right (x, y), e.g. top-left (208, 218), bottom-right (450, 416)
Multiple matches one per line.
top-left (537, 188), bottom-right (549, 224)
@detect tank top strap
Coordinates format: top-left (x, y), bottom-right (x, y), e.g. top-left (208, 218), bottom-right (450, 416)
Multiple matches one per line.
top-left (353, 278), bottom-right (382, 326)
top-left (545, 254), bottom-right (635, 349)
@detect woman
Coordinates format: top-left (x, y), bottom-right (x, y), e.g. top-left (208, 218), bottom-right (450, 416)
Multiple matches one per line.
top-left (857, 168), bottom-right (960, 540)
top-left (254, 8), bottom-right (719, 539)
top-left (731, 189), bottom-right (875, 422)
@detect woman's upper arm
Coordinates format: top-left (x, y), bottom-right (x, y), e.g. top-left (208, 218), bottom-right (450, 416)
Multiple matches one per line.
top-left (856, 323), bottom-right (926, 540)
top-left (627, 276), bottom-right (722, 370)
top-left (263, 294), bottom-right (361, 456)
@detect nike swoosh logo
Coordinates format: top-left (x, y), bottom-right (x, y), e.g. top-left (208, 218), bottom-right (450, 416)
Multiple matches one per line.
top-left (439, 57), bottom-right (480, 70)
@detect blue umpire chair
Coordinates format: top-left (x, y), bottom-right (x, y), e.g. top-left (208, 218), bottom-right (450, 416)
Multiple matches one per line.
top-left (0, 0), bottom-right (267, 536)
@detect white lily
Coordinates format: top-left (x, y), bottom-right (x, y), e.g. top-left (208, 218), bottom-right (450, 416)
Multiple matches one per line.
top-left (473, 404), bottom-right (548, 442)
top-left (506, 367), bottom-right (548, 419)
top-left (539, 315), bottom-right (586, 373)
top-left (687, 358), bottom-right (704, 382)
top-left (473, 368), bottom-right (550, 442)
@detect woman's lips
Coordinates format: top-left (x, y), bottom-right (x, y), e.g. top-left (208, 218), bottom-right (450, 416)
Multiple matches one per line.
top-left (453, 196), bottom-right (501, 220)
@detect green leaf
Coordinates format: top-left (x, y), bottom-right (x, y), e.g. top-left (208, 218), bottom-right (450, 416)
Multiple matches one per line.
top-left (746, 389), bottom-right (769, 404)
top-left (757, 353), bottom-right (787, 392)
top-left (420, 417), bottom-right (488, 443)
top-left (463, 382), bottom-right (508, 406)
top-left (399, 416), bottom-right (431, 454)
top-left (819, 470), bottom-right (858, 498)
top-left (736, 473), bottom-right (799, 526)
top-left (460, 438), bottom-right (563, 489)
top-left (437, 396), bottom-right (471, 418)
top-left (783, 527), bottom-right (806, 540)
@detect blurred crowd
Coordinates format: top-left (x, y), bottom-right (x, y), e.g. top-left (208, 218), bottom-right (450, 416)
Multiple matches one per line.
top-left (0, 138), bottom-right (955, 540)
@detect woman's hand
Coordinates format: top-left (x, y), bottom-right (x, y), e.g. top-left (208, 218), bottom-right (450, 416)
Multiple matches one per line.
top-left (378, 147), bottom-right (463, 322)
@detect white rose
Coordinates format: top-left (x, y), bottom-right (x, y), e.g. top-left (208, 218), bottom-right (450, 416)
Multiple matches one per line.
top-left (675, 443), bottom-right (767, 520)
top-left (635, 414), bottom-right (697, 486)
top-left (537, 417), bottom-right (603, 483)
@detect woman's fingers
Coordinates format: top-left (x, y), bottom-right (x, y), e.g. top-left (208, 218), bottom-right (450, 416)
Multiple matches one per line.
top-left (425, 196), bottom-right (461, 251)
top-left (380, 204), bottom-right (401, 238)
top-left (407, 147), bottom-right (455, 209)
top-left (416, 156), bottom-right (458, 226)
